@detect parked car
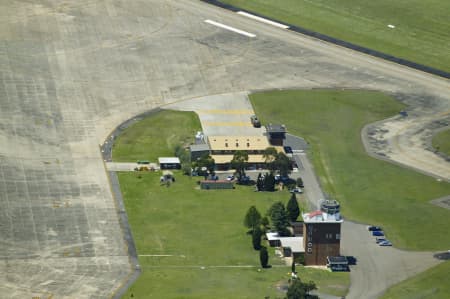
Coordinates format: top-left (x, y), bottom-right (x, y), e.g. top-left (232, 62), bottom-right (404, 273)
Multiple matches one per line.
top-left (367, 226), bottom-right (382, 231)
top-left (372, 231), bottom-right (384, 237)
top-left (375, 237), bottom-right (386, 244)
top-left (289, 187), bottom-right (303, 194)
top-left (226, 175), bottom-right (235, 181)
top-left (379, 240), bottom-right (392, 246)
top-left (250, 115), bottom-right (261, 127)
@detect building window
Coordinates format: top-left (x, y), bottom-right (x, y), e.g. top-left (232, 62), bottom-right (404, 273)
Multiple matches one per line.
top-left (336, 234), bottom-right (340, 240)
top-left (326, 233), bottom-right (333, 239)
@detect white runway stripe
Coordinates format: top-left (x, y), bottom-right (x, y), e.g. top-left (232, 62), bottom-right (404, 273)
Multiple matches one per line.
top-left (204, 19), bottom-right (256, 38)
top-left (237, 11), bottom-right (289, 29)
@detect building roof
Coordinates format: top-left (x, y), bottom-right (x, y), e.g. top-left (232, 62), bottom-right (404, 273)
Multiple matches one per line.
top-left (211, 154), bottom-right (266, 164)
top-left (265, 123), bottom-right (287, 133)
top-left (303, 210), bottom-right (343, 223)
top-left (189, 143), bottom-right (210, 152)
top-left (327, 256), bottom-right (348, 265)
top-left (266, 232), bottom-right (280, 241)
top-left (208, 136), bottom-right (270, 151)
top-left (158, 157), bottom-right (180, 164)
top-left (200, 180), bottom-right (233, 184)
top-left (279, 237), bottom-right (304, 253)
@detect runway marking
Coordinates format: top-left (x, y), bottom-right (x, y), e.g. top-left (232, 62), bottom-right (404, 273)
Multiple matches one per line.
top-left (202, 121), bottom-right (252, 127)
top-left (204, 19), bottom-right (256, 38)
top-left (237, 11), bottom-right (289, 29)
top-left (198, 109), bottom-right (254, 115)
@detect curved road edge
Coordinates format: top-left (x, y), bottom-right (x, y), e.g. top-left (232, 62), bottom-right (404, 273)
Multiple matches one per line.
top-left (101, 108), bottom-right (163, 298)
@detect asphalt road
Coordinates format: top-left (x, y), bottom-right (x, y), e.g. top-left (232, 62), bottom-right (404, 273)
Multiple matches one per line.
top-left (0, 0), bottom-right (449, 298)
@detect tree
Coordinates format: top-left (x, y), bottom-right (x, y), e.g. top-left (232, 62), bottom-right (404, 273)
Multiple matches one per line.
top-left (263, 172), bottom-right (276, 191)
top-left (193, 154), bottom-right (215, 176)
top-left (252, 226), bottom-right (263, 250)
top-left (244, 206), bottom-right (261, 232)
top-left (287, 193), bottom-right (300, 222)
top-left (256, 173), bottom-right (264, 191)
top-left (263, 147), bottom-right (278, 173)
top-left (268, 202), bottom-right (290, 236)
top-left (260, 216), bottom-right (270, 232)
top-left (286, 279), bottom-right (318, 299)
top-left (259, 246), bottom-right (269, 268)
top-left (274, 152), bottom-right (291, 177)
top-left (230, 150), bottom-right (249, 180)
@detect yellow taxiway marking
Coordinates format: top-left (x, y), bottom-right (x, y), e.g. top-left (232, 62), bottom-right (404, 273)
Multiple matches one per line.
top-left (202, 121), bottom-right (252, 126)
top-left (198, 109), bottom-right (254, 115)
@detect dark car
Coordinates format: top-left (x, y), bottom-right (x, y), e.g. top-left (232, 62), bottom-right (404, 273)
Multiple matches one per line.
top-left (283, 146), bottom-right (293, 154)
top-left (372, 231), bottom-right (384, 237)
top-left (367, 226), bottom-right (382, 231)
top-left (250, 115), bottom-right (261, 128)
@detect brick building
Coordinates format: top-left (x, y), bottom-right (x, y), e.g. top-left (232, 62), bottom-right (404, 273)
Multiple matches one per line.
top-left (302, 200), bottom-right (343, 265)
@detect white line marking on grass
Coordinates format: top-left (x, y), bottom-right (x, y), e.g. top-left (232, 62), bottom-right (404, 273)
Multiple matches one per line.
top-left (204, 19), bottom-right (256, 38)
top-left (237, 11), bottom-right (289, 29)
top-left (139, 254), bottom-right (185, 257)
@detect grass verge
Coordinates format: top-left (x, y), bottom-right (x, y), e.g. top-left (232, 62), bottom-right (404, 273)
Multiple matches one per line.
top-left (250, 89), bottom-right (450, 250)
top-left (114, 109), bottom-right (349, 297)
top-left (119, 172), bottom-right (349, 298)
top-left (112, 110), bottom-right (201, 162)
top-left (381, 261), bottom-right (450, 299)
top-left (432, 129), bottom-right (450, 156)
top-left (220, 0), bottom-right (450, 73)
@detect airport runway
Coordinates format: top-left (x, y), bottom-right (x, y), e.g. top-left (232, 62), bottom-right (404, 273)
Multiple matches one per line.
top-left (0, 0), bottom-right (449, 298)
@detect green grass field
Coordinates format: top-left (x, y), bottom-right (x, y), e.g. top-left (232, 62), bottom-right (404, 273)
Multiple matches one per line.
top-left (432, 129), bottom-right (450, 156)
top-left (114, 109), bottom-right (349, 298)
top-left (250, 89), bottom-right (450, 251)
top-left (112, 110), bottom-right (201, 162)
top-left (119, 172), bottom-right (349, 298)
top-left (381, 261), bottom-right (450, 299)
top-left (221, 0), bottom-right (450, 73)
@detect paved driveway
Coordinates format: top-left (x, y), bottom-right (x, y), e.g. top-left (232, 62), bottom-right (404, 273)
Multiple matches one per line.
top-left (166, 92), bottom-right (265, 136)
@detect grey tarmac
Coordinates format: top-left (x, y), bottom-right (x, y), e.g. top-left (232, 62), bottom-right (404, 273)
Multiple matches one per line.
top-left (0, 0), bottom-right (449, 298)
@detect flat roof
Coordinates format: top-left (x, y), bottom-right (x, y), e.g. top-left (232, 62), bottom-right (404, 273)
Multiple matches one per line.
top-left (189, 143), bottom-right (210, 151)
top-left (208, 136), bottom-right (270, 151)
top-left (303, 210), bottom-right (343, 223)
top-left (266, 232), bottom-right (280, 241)
top-left (279, 237), bottom-right (304, 252)
top-left (211, 154), bottom-right (266, 164)
top-left (327, 256), bottom-right (348, 265)
top-left (158, 157), bottom-right (180, 164)
top-left (265, 123), bottom-right (287, 133)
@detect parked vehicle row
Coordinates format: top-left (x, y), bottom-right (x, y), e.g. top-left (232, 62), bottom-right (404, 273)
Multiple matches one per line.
top-left (367, 225), bottom-right (392, 246)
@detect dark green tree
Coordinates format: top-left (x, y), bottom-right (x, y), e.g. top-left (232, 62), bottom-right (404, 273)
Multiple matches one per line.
top-left (286, 279), bottom-right (318, 299)
top-left (291, 260), bottom-right (296, 274)
top-left (274, 152), bottom-right (291, 177)
top-left (268, 201), bottom-right (290, 236)
top-left (252, 226), bottom-right (263, 250)
top-left (256, 173), bottom-right (264, 191)
top-left (260, 216), bottom-right (270, 232)
top-left (244, 206), bottom-right (261, 232)
top-left (287, 193), bottom-right (300, 222)
top-left (230, 150), bottom-right (249, 180)
top-left (193, 154), bottom-right (215, 176)
top-left (259, 246), bottom-right (269, 268)
top-left (263, 147), bottom-right (278, 173)
top-left (263, 172), bottom-right (276, 191)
